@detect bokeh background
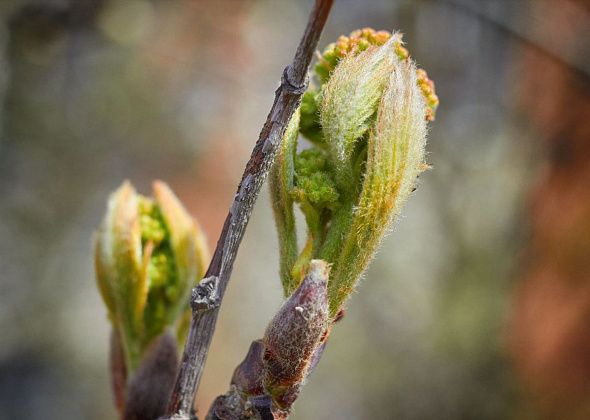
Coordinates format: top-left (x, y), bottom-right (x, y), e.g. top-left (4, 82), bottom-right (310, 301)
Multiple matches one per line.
top-left (1, 0), bottom-right (589, 419)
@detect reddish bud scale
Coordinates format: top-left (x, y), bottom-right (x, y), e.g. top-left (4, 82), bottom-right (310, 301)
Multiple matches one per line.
top-left (231, 339), bottom-right (265, 396)
top-left (123, 333), bottom-right (178, 420)
top-left (262, 260), bottom-right (329, 411)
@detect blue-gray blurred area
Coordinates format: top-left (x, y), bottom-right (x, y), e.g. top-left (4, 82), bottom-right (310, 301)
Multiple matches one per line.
top-left (0, 1), bottom-right (589, 419)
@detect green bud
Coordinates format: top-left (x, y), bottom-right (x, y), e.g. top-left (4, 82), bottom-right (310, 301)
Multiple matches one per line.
top-left (270, 28), bottom-right (436, 317)
top-left (288, 148), bottom-right (340, 285)
top-left (95, 181), bottom-right (208, 372)
top-left (291, 149), bottom-right (339, 213)
top-left (299, 89), bottom-right (324, 145)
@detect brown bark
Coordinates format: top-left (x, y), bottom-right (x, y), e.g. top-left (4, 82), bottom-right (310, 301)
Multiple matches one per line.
top-left (163, 2), bottom-right (334, 418)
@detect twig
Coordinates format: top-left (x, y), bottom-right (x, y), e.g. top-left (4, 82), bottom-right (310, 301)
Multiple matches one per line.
top-left (163, 1), bottom-right (334, 418)
top-left (427, 0), bottom-right (590, 81)
top-left (206, 261), bottom-right (330, 420)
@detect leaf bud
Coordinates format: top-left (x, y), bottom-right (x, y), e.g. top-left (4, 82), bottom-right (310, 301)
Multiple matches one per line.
top-left (262, 260), bottom-right (330, 412)
top-left (95, 180), bottom-right (208, 372)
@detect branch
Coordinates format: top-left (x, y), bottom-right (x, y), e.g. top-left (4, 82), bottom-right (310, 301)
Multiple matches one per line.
top-left (163, 1), bottom-right (334, 418)
top-left (427, 0), bottom-right (590, 81)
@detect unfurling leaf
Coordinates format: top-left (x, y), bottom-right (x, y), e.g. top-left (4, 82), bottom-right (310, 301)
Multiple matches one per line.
top-left (95, 180), bottom-right (208, 372)
top-left (270, 28), bottom-right (437, 317)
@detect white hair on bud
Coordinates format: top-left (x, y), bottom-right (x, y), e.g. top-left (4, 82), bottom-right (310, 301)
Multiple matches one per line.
top-left (327, 57), bottom-right (428, 314)
top-left (262, 260), bottom-right (329, 409)
top-left (364, 58), bottom-right (428, 225)
top-left (320, 37), bottom-right (398, 171)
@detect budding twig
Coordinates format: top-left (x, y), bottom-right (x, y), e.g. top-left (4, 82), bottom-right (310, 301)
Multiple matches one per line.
top-left (206, 261), bottom-right (330, 420)
top-left (164, 1), bottom-right (334, 418)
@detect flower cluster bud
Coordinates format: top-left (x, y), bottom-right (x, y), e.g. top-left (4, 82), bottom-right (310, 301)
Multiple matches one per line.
top-left (270, 28), bottom-right (436, 316)
top-left (417, 68), bottom-right (439, 121)
top-left (95, 180), bottom-right (208, 415)
top-left (315, 28), bottom-right (403, 83)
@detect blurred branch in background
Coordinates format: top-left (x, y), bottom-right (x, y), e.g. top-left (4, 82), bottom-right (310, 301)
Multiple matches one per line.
top-left (429, 0), bottom-right (590, 81)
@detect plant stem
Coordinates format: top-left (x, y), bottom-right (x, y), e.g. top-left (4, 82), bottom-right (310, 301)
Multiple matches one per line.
top-left (163, 1), bottom-right (334, 418)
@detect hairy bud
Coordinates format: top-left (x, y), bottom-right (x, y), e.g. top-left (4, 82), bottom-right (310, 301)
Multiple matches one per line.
top-left (262, 260), bottom-right (329, 412)
top-left (315, 28), bottom-right (400, 84)
top-left (209, 263), bottom-right (331, 418)
top-left (270, 28), bottom-right (437, 316)
top-left (325, 57), bottom-right (428, 315)
top-left (321, 35), bottom-right (398, 167)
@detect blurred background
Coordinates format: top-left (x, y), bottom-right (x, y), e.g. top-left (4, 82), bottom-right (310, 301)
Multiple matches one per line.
top-left (0, 0), bottom-right (589, 419)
